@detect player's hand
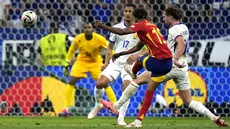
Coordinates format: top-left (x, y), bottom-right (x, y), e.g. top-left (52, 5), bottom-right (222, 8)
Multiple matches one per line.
top-left (101, 63), bottom-right (109, 71)
top-left (112, 53), bottom-right (121, 62)
top-left (127, 54), bottom-right (139, 64)
top-left (63, 61), bottom-right (70, 76)
top-left (94, 20), bottom-right (103, 28)
top-left (173, 60), bottom-right (186, 68)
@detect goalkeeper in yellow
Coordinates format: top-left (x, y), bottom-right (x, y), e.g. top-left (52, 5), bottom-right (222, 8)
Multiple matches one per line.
top-left (59, 23), bottom-right (117, 117)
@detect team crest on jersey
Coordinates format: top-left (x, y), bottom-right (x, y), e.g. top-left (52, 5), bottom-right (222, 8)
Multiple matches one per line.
top-left (163, 70), bottom-right (207, 107)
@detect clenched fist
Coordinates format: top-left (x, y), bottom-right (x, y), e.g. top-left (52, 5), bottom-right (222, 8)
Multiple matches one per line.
top-left (94, 20), bottom-right (104, 28)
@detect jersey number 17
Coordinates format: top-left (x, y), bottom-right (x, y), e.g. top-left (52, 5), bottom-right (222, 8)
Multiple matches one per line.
top-left (123, 40), bottom-right (129, 48)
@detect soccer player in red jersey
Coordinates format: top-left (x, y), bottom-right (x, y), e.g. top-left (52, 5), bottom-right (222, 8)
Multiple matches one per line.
top-left (95, 8), bottom-right (173, 127)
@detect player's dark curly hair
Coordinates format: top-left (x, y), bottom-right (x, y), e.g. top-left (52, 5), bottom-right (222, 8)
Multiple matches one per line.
top-left (165, 6), bottom-right (184, 20)
top-left (132, 8), bottom-right (148, 20)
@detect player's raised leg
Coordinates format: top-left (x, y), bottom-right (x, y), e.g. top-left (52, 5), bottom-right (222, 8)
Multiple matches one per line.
top-left (125, 60), bottom-right (143, 79)
top-left (126, 78), bottom-right (162, 128)
top-left (102, 55), bottom-right (150, 111)
top-left (126, 56), bottom-right (172, 128)
top-left (115, 71), bottom-right (150, 111)
top-left (101, 71), bottom-right (151, 113)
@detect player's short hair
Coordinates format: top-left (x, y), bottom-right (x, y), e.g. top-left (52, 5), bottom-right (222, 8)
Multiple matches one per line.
top-left (165, 6), bottom-right (184, 20)
top-left (133, 8), bottom-right (148, 19)
top-left (84, 22), bottom-right (92, 26)
top-left (124, 3), bottom-right (136, 9)
top-left (84, 22), bottom-right (93, 28)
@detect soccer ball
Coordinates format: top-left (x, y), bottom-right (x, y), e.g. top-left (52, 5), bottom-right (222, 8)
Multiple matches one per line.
top-left (21, 10), bottom-right (37, 27)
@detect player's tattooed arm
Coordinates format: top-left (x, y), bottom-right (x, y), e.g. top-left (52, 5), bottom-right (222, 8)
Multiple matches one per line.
top-left (95, 20), bottom-right (135, 35)
top-left (112, 41), bottom-right (144, 61)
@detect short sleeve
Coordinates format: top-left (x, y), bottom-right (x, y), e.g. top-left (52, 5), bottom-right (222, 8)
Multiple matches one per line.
top-left (99, 35), bottom-right (109, 49)
top-left (109, 32), bottom-right (116, 43)
top-left (170, 27), bottom-right (182, 41)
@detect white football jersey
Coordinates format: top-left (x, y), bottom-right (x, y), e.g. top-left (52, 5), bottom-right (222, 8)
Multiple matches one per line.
top-left (167, 23), bottom-right (189, 71)
top-left (109, 21), bottom-right (140, 65)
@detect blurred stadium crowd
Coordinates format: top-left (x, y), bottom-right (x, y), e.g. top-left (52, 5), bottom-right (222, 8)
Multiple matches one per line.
top-left (0, 0), bottom-right (229, 39)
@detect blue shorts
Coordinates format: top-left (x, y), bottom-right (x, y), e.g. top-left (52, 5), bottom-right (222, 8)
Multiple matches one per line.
top-left (138, 55), bottom-right (172, 82)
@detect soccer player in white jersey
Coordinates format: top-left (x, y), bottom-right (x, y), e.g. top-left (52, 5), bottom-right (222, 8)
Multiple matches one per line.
top-left (102, 6), bottom-right (228, 127)
top-left (87, 4), bottom-right (143, 125)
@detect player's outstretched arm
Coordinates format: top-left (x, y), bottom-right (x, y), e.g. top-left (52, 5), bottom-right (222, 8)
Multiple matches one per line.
top-left (95, 20), bottom-right (135, 35)
top-left (112, 41), bottom-right (144, 61)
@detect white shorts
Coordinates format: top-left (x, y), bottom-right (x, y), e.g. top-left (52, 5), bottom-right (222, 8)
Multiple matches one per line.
top-left (165, 69), bottom-right (190, 90)
top-left (101, 62), bottom-right (132, 82)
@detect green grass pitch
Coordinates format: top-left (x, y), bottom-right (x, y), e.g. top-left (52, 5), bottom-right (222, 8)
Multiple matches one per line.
top-left (0, 116), bottom-right (229, 129)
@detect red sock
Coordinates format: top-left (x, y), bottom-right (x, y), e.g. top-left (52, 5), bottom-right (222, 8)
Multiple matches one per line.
top-left (137, 90), bottom-right (154, 121)
top-left (132, 61), bottom-right (143, 74)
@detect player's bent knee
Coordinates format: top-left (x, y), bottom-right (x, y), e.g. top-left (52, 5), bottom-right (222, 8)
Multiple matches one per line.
top-left (96, 79), bottom-right (109, 89)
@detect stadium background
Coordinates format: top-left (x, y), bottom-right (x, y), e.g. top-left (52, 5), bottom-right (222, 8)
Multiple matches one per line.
top-left (0, 0), bottom-right (229, 118)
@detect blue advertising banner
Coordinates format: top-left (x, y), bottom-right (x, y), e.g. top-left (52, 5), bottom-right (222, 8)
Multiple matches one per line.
top-left (0, 66), bottom-right (229, 116)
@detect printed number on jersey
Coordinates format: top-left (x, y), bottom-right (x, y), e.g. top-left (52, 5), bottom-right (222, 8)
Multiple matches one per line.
top-left (146, 28), bottom-right (166, 47)
top-left (123, 40), bottom-right (129, 48)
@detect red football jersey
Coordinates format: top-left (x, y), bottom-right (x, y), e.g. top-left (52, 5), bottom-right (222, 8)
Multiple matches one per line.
top-left (130, 20), bottom-right (172, 59)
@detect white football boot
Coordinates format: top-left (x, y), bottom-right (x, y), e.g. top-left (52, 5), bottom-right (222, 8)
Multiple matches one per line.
top-left (87, 105), bottom-right (104, 119)
top-left (125, 120), bottom-right (142, 128)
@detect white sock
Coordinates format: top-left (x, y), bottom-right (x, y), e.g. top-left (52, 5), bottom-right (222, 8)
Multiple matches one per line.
top-left (118, 99), bottom-right (130, 119)
top-left (189, 100), bottom-right (216, 121)
top-left (94, 87), bottom-right (104, 107)
top-left (114, 81), bottom-right (139, 110)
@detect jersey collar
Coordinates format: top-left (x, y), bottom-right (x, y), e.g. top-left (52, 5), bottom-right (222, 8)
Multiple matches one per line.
top-left (123, 21), bottom-right (128, 28)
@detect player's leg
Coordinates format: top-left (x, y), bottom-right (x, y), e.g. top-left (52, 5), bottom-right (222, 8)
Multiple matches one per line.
top-left (90, 64), bottom-right (117, 104)
top-left (88, 63), bottom-right (120, 119)
top-left (87, 75), bottom-right (110, 119)
top-left (115, 71), bottom-right (133, 126)
top-left (180, 89), bottom-right (228, 127)
top-left (59, 61), bottom-right (87, 117)
top-left (102, 56), bottom-right (151, 110)
top-left (115, 79), bottom-right (130, 125)
top-left (126, 57), bottom-right (172, 128)
top-left (105, 86), bottom-right (117, 103)
top-left (125, 56), bottom-right (144, 79)
top-left (126, 79), bottom-right (162, 128)
top-left (112, 71), bottom-right (151, 110)
top-left (113, 55), bottom-right (150, 110)
top-left (175, 70), bottom-right (228, 127)
top-left (64, 77), bottom-right (80, 108)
